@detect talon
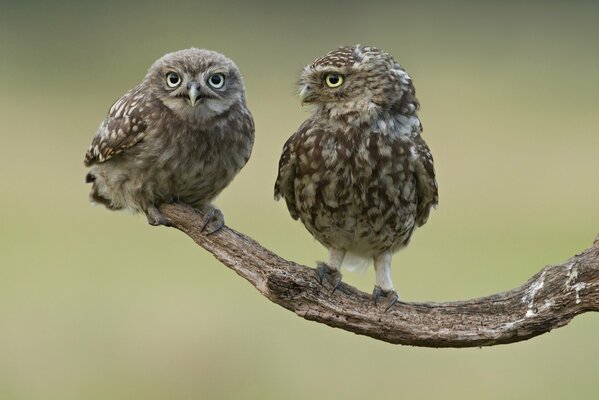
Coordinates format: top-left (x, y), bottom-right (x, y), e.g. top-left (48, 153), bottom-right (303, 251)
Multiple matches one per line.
top-left (385, 292), bottom-right (399, 312)
top-left (331, 275), bottom-right (342, 294)
top-left (148, 217), bottom-right (171, 227)
top-left (372, 286), bottom-right (383, 306)
top-left (373, 286), bottom-right (399, 312)
top-left (200, 211), bottom-right (213, 232)
top-left (157, 217), bottom-right (171, 227)
top-left (315, 262), bottom-right (343, 293)
top-left (316, 263), bottom-right (327, 285)
top-left (200, 207), bottom-right (225, 235)
top-left (147, 205), bottom-right (171, 227)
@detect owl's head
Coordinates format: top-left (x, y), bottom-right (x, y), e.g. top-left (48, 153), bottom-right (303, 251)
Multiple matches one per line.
top-left (298, 45), bottom-right (418, 122)
top-left (146, 48), bottom-right (246, 122)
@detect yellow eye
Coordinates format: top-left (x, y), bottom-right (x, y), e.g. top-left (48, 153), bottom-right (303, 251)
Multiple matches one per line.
top-left (325, 74), bottom-right (344, 88)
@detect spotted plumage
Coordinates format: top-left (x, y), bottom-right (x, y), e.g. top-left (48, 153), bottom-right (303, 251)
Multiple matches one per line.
top-left (85, 86), bottom-right (149, 165)
top-left (85, 48), bottom-right (254, 229)
top-left (275, 45), bottom-right (438, 309)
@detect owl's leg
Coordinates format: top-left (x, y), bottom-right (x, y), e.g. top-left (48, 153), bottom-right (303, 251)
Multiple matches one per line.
top-left (372, 250), bottom-right (399, 311)
top-left (146, 205), bottom-right (171, 227)
top-left (198, 204), bottom-right (225, 235)
top-left (316, 248), bottom-right (345, 294)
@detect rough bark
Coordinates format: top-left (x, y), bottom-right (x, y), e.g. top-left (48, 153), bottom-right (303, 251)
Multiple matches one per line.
top-left (160, 204), bottom-right (599, 348)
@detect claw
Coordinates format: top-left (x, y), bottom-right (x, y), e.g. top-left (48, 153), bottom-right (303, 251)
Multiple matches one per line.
top-left (200, 207), bottom-right (225, 235)
top-left (315, 262), bottom-right (343, 294)
top-left (316, 263), bottom-right (326, 285)
top-left (373, 285), bottom-right (399, 312)
top-left (146, 205), bottom-right (171, 227)
top-left (385, 292), bottom-right (399, 312)
top-left (372, 286), bottom-right (383, 306)
top-left (331, 275), bottom-right (342, 294)
top-left (147, 217), bottom-right (171, 227)
top-left (156, 217), bottom-right (172, 227)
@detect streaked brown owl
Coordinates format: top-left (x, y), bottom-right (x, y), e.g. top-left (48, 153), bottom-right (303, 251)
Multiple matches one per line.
top-left (84, 48), bottom-right (254, 232)
top-left (275, 45), bottom-right (438, 310)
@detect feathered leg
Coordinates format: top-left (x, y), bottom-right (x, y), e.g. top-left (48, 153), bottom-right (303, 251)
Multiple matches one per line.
top-left (372, 250), bottom-right (399, 311)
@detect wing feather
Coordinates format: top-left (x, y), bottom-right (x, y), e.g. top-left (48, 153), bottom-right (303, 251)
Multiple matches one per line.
top-left (274, 120), bottom-right (313, 220)
top-left (84, 85), bottom-right (149, 166)
top-left (411, 135), bottom-right (439, 227)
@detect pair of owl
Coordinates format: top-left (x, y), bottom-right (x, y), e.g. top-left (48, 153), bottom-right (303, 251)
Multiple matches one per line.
top-left (84, 46), bottom-right (438, 310)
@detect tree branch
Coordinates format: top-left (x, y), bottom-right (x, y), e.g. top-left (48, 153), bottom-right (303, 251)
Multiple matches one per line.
top-left (160, 204), bottom-right (599, 348)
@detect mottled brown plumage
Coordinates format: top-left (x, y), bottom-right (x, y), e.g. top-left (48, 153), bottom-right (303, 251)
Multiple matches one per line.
top-left (85, 48), bottom-right (254, 230)
top-left (275, 45), bottom-right (438, 309)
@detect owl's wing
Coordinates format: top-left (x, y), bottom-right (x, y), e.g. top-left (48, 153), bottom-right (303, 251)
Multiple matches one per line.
top-left (84, 85), bottom-right (149, 167)
top-left (411, 135), bottom-right (439, 227)
top-left (274, 121), bottom-right (312, 220)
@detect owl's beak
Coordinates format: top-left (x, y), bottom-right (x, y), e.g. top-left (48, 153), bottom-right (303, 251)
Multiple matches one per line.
top-left (299, 85), bottom-right (317, 105)
top-left (187, 83), bottom-right (200, 106)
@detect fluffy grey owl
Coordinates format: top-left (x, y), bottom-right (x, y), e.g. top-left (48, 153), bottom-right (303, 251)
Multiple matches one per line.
top-left (84, 48), bottom-right (254, 231)
top-left (275, 45), bottom-right (438, 310)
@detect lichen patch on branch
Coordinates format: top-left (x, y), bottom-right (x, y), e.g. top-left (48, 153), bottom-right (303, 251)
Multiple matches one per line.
top-left (522, 270), bottom-right (546, 317)
top-left (566, 262), bottom-right (587, 305)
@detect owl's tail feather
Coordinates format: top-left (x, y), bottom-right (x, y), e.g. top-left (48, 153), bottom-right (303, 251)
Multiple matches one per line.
top-left (341, 252), bottom-right (371, 274)
top-left (86, 172), bottom-right (121, 210)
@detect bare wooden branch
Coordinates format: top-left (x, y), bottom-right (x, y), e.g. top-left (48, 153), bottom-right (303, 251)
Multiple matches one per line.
top-left (160, 204), bottom-right (599, 348)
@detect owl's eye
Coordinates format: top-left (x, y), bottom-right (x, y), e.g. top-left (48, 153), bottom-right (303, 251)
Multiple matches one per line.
top-left (166, 72), bottom-right (181, 88)
top-left (325, 74), bottom-right (344, 88)
top-left (208, 73), bottom-right (225, 89)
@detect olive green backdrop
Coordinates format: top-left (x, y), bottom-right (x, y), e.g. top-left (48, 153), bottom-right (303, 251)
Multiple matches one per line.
top-left (1, 0), bottom-right (598, 399)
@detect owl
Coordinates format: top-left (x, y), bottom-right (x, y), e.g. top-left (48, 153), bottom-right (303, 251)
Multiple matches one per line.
top-left (275, 45), bottom-right (438, 310)
top-left (84, 48), bottom-right (254, 232)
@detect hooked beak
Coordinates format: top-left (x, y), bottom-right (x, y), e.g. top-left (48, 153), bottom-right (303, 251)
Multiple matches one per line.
top-left (187, 83), bottom-right (200, 106)
top-left (299, 85), bottom-right (317, 105)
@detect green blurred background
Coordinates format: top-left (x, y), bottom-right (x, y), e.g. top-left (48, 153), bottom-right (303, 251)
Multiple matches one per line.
top-left (1, 0), bottom-right (598, 399)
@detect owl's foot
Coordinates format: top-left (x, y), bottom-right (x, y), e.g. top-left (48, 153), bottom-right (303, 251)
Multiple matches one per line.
top-left (146, 205), bottom-right (171, 227)
top-left (372, 286), bottom-right (399, 312)
top-left (200, 206), bottom-right (225, 235)
top-left (316, 262), bottom-right (343, 294)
